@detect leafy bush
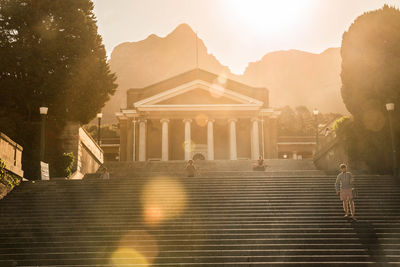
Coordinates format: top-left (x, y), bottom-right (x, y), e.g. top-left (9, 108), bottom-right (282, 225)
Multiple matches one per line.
top-left (52, 152), bottom-right (75, 178)
top-left (0, 159), bottom-right (21, 191)
top-left (332, 116), bottom-right (351, 138)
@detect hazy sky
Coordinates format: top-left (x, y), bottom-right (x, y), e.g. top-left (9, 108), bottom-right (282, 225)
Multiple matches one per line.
top-left (92, 0), bottom-right (399, 74)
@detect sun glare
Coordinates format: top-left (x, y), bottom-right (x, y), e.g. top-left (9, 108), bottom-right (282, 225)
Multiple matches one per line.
top-left (141, 177), bottom-right (187, 226)
top-left (229, 0), bottom-right (313, 35)
top-left (110, 230), bottom-right (159, 266)
top-left (110, 248), bottom-right (149, 266)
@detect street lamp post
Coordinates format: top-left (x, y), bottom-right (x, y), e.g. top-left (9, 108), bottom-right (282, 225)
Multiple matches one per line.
top-left (386, 103), bottom-right (397, 177)
top-left (39, 107), bottom-right (48, 162)
top-left (313, 108), bottom-right (319, 149)
top-left (97, 113), bottom-right (103, 146)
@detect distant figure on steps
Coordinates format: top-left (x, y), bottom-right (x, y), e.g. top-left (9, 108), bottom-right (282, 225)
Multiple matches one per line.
top-left (253, 156), bottom-right (267, 171)
top-left (185, 160), bottom-right (198, 177)
top-left (325, 127), bottom-right (331, 136)
top-left (100, 167), bottom-right (110, 180)
top-left (335, 164), bottom-right (356, 220)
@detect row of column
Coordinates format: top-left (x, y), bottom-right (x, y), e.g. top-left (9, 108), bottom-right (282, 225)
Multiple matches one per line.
top-left (135, 118), bottom-right (261, 161)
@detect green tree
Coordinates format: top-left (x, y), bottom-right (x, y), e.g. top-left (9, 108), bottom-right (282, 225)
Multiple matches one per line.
top-left (295, 106), bottom-right (315, 135)
top-left (0, 0), bottom-right (117, 179)
top-left (278, 106), bottom-right (298, 136)
top-left (278, 106), bottom-right (340, 136)
top-left (85, 123), bottom-right (120, 139)
top-left (341, 5), bottom-right (400, 125)
top-left (340, 5), bottom-right (400, 172)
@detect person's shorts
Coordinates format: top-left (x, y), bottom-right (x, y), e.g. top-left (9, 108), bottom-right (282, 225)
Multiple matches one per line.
top-left (340, 188), bottom-right (353, 201)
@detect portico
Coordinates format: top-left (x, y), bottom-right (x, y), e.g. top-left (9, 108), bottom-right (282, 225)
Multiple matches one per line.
top-left (116, 69), bottom-right (280, 161)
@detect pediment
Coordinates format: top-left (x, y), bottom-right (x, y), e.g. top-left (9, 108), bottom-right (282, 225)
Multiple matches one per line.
top-left (157, 88), bottom-right (242, 105)
top-left (134, 80), bottom-right (263, 107)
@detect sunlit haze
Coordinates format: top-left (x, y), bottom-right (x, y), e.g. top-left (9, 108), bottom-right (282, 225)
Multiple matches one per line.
top-left (92, 0), bottom-right (399, 74)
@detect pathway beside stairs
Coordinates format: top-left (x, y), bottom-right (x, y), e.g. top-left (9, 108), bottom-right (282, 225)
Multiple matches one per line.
top-left (1, 160), bottom-right (400, 266)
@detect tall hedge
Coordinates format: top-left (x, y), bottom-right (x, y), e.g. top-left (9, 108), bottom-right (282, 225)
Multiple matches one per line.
top-left (340, 5), bottom-right (400, 173)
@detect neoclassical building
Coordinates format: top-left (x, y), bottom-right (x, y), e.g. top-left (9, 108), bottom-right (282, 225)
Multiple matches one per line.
top-left (116, 68), bottom-right (280, 161)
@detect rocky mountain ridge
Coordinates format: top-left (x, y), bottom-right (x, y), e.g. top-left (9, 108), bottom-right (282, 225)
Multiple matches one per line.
top-left (102, 23), bottom-right (345, 123)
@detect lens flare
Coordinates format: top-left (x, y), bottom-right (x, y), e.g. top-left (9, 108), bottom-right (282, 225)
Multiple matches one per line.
top-left (195, 114), bottom-right (208, 127)
top-left (144, 205), bottom-right (164, 225)
top-left (182, 139), bottom-right (196, 153)
top-left (111, 230), bottom-right (159, 266)
top-left (209, 83), bottom-right (225, 98)
top-left (110, 248), bottom-right (149, 266)
top-left (141, 177), bottom-right (187, 226)
top-left (217, 74), bottom-right (227, 85)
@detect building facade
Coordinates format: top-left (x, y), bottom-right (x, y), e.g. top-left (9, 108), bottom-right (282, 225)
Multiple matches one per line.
top-left (116, 69), bottom-right (280, 161)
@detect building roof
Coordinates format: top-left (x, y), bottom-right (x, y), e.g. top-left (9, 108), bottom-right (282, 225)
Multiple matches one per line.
top-left (127, 68), bottom-right (269, 108)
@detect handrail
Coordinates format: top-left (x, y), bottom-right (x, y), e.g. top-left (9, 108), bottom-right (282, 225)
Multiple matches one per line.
top-left (314, 135), bottom-right (338, 161)
top-left (80, 127), bottom-right (103, 153)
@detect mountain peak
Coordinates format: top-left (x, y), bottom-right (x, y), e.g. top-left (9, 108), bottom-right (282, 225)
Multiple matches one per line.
top-left (173, 23), bottom-right (195, 33)
top-left (168, 23), bottom-right (197, 39)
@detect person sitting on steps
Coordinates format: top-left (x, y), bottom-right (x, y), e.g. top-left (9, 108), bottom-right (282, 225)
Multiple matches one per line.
top-left (253, 156), bottom-right (267, 171)
top-left (185, 160), bottom-right (198, 177)
top-left (335, 163), bottom-right (356, 220)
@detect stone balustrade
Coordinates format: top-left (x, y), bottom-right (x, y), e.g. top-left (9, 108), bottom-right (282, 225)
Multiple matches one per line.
top-left (0, 132), bottom-right (23, 177)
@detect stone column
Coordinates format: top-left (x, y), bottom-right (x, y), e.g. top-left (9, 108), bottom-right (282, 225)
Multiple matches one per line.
top-left (260, 118), bottom-right (265, 159)
top-left (251, 118), bottom-right (260, 160)
top-left (119, 117), bottom-right (128, 161)
top-left (138, 119), bottom-right (146, 162)
top-left (183, 119), bottom-right (192, 160)
top-left (207, 119), bottom-right (215, 160)
top-left (132, 120), bottom-right (137, 161)
top-left (228, 119), bottom-right (237, 160)
top-left (126, 119), bottom-right (133, 161)
top-left (161, 119), bottom-right (169, 161)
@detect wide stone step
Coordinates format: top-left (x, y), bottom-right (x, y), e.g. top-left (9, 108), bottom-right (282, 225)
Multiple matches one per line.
top-left (109, 171), bottom-right (327, 178)
top-left (0, 256), bottom-right (385, 266)
top-left (105, 159), bottom-right (318, 172)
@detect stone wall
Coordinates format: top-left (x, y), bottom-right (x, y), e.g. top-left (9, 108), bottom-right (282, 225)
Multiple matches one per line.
top-left (60, 122), bottom-right (104, 179)
top-left (314, 138), bottom-right (348, 172)
top-left (0, 132), bottom-right (23, 177)
top-left (314, 135), bottom-right (369, 173)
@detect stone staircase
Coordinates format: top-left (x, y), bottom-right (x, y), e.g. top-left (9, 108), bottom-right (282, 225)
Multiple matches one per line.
top-left (0, 162), bottom-right (400, 266)
top-left (105, 159), bottom-right (323, 178)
